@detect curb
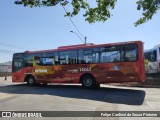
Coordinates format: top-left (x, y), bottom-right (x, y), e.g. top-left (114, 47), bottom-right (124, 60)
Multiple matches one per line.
top-left (132, 85), bottom-right (160, 88)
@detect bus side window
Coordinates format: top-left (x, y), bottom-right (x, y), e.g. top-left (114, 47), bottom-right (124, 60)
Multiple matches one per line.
top-left (54, 52), bottom-right (59, 65)
top-left (124, 44), bottom-right (138, 62)
top-left (83, 49), bottom-right (93, 63)
top-left (111, 51), bottom-right (120, 62)
top-left (38, 57), bottom-right (55, 66)
top-left (78, 50), bottom-right (86, 64)
top-left (46, 53), bottom-right (54, 58)
top-left (24, 54), bottom-right (33, 66)
top-left (68, 50), bottom-right (77, 64)
top-left (24, 53), bottom-right (42, 66)
top-left (59, 51), bottom-right (78, 65)
top-left (59, 51), bottom-right (68, 65)
top-left (92, 48), bottom-right (100, 63)
top-left (100, 46), bottom-right (121, 63)
top-left (100, 48), bottom-right (108, 63)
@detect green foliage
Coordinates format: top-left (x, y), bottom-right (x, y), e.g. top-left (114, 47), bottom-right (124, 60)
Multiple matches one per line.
top-left (145, 59), bottom-right (150, 70)
top-left (84, 0), bottom-right (116, 23)
top-left (135, 0), bottom-right (160, 26)
top-left (14, 0), bottom-right (160, 26)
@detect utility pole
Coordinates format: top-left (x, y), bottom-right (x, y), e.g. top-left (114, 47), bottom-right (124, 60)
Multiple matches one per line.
top-left (84, 36), bottom-right (87, 44)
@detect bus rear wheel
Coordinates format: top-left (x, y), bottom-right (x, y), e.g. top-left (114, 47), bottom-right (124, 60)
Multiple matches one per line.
top-left (81, 75), bottom-right (96, 88)
top-left (26, 76), bottom-right (35, 86)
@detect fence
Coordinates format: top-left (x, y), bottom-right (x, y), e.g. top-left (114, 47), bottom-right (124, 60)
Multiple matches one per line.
top-left (0, 72), bottom-right (12, 77)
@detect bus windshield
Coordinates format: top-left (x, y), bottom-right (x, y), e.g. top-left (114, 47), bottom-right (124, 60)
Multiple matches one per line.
top-left (144, 50), bottom-right (157, 62)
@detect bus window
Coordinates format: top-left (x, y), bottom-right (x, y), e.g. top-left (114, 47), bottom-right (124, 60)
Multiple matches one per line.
top-left (124, 44), bottom-right (138, 61)
top-left (152, 50), bottom-right (157, 61)
top-left (24, 53), bottom-right (41, 66)
top-left (78, 48), bottom-right (99, 64)
top-left (59, 51), bottom-right (66, 65)
top-left (83, 49), bottom-right (93, 63)
top-left (33, 52), bottom-right (60, 66)
top-left (78, 50), bottom-right (86, 64)
top-left (92, 48), bottom-right (100, 63)
top-left (14, 59), bottom-right (23, 67)
top-left (59, 51), bottom-right (77, 65)
top-left (46, 53), bottom-right (54, 57)
top-left (100, 46), bottom-right (121, 63)
top-left (13, 54), bottom-right (24, 72)
top-left (84, 49), bottom-right (93, 55)
top-left (41, 53), bottom-right (46, 57)
top-left (39, 57), bottom-right (55, 65)
top-left (68, 51), bottom-right (77, 64)
top-left (54, 52), bottom-right (59, 65)
top-left (145, 50), bottom-right (157, 62)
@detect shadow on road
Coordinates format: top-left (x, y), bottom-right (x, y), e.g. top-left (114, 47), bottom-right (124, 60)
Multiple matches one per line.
top-left (0, 84), bottom-right (145, 105)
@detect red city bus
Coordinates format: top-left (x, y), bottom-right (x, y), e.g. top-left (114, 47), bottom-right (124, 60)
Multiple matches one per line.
top-left (12, 41), bottom-right (145, 88)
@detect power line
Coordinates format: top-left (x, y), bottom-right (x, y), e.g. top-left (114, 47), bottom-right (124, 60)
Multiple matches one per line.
top-left (0, 49), bottom-right (16, 54)
top-left (61, 3), bottom-right (85, 42)
top-left (0, 42), bottom-right (30, 50)
top-left (70, 31), bottom-right (85, 44)
top-left (0, 43), bottom-right (38, 50)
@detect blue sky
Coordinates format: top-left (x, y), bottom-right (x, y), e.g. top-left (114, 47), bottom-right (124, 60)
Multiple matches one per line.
top-left (0, 0), bottom-right (159, 63)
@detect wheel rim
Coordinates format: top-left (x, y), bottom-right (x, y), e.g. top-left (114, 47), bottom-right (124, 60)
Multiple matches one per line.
top-left (28, 77), bottom-right (34, 85)
top-left (84, 78), bottom-right (92, 87)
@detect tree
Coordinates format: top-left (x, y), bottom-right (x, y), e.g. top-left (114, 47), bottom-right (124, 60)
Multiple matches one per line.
top-left (14, 0), bottom-right (160, 26)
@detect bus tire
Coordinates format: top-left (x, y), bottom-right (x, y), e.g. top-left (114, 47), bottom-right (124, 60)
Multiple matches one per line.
top-left (26, 76), bottom-right (36, 86)
top-left (81, 74), bottom-right (96, 88)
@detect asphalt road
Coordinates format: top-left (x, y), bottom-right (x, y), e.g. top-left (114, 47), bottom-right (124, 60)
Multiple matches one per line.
top-left (0, 77), bottom-right (160, 120)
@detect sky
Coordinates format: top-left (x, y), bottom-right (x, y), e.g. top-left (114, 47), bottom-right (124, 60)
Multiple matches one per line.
top-left (0, 0), bottom-right (159, 63)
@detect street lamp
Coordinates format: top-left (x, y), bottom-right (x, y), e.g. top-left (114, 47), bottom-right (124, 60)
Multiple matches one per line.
top-left (70, 31), bottom-right (87, 44)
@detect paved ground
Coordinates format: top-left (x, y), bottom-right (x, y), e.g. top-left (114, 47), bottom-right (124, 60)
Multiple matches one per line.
top-left (0, 77), bottom-right (160, 120)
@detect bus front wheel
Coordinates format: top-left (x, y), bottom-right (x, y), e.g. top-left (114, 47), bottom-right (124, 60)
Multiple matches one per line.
top-left (81, 75), bottom-right (96, 88)
top-left (26, 76), bottom-right (35, 86)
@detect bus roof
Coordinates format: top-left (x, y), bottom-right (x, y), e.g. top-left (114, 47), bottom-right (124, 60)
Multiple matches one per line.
top-left (15, 40), bottom-right (142, 54)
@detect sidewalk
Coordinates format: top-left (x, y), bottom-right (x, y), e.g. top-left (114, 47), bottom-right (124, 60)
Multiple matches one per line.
top-left (0, 76), bottom-right (12, 85)
top-left (109, 78), bottom-right (160, 88)
top-left (133, 78), bottom-right (160, 88)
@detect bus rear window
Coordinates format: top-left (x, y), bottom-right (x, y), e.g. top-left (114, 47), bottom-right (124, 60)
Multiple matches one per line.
top-left (145, 50), bottom-right (157, 62)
